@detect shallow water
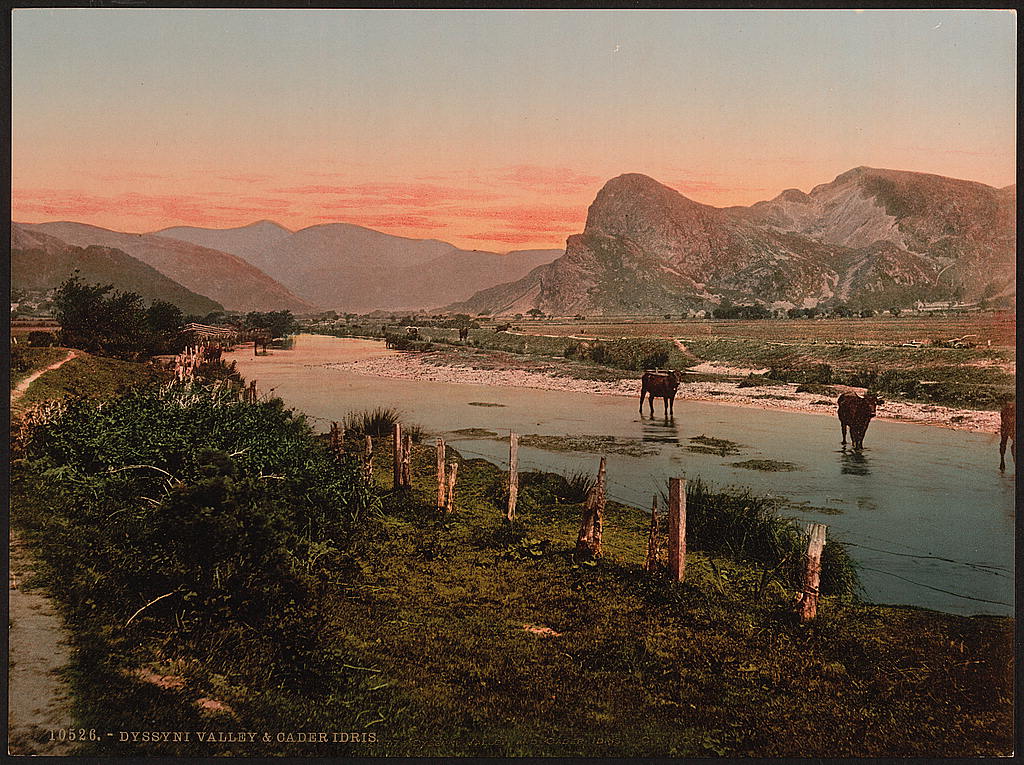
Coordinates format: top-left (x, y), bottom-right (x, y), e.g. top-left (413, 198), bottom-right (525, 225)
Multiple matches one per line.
top-left (228, 334), bottom-right (1015, 616)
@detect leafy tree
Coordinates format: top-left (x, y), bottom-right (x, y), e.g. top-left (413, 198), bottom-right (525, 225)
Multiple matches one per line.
top-left (527, 308), bottom-right (545, 317)
top-left (244, 310), bottom-right (298, 338)
top-left (54, 275), bottom-right (149, 358)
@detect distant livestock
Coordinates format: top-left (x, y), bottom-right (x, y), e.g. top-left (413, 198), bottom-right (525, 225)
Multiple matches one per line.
top-left (999, 401), bottom-right (1015, 472)
top-left (837, 392), bottom-right (883, 450)
top-left (406, 327), bottom-right (420, 340)
top-left (639, 370), bottom-right (684, 417)
top-left (459, 327), bottom-right (470, 342)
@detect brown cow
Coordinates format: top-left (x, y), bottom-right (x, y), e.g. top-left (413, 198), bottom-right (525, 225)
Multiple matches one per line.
top-left (639, 370), bottom-right (684, 416)
top-left (458, 327), bottom-right (470, 342)
top-left (999, 400), bottom-right (1015, 472)
top-left (838, 392), bottom-right (883, 450)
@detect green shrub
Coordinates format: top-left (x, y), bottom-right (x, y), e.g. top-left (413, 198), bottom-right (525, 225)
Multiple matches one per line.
top-left (676, 478), bottom-right (859, 598)
top-left (27, 330), bottom-right (56, 347)
top-left (19, 381), bottom-right (382, 688)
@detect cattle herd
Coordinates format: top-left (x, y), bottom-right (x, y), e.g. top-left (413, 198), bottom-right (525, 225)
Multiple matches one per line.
top-left (637, 369), bottom-right (1015, 471)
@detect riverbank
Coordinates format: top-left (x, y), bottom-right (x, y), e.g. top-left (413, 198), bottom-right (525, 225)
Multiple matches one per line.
top-left (327, 346), bottom-right (1002, 434)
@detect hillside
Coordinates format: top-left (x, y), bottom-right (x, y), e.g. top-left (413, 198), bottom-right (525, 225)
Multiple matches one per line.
top-left (452, 168), bottom-right (1015, 316)
top-left (19, 222), bottom-right (315, 313)
top-left (153, 220), bottom-right (293, 264)
top-left (157, 221), bottom-right (562, 312)
top-left (11, 224), bottom-right (223, 316)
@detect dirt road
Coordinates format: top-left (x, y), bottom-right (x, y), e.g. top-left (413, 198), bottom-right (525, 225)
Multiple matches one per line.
top-left (8, 533), bottom-right (76, 755)
top-left (11, 350), bottom-right (78, 403)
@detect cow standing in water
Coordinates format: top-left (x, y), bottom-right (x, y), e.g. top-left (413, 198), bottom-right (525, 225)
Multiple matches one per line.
top-left (838, 392), bottom-right (883, 450)
top-left (639, 370), bottom-right (684, 417)
top-left (999, 400), bottom-right (1015, 472)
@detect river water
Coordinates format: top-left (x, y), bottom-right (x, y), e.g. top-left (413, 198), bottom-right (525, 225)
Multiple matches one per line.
top-left (227, 334), bottom-right (1014, 616)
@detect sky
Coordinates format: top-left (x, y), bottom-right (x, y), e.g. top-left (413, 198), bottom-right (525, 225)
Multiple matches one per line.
top-left (11, 9), bottom-right (1017, 252)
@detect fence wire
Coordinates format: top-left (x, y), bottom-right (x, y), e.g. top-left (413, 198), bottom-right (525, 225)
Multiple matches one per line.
top-left (429, 440), bottom-right (1013, 607)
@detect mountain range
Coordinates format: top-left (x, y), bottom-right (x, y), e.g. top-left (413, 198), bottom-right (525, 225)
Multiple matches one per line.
top-left (450, 167), bottom-right (1016, 315)
top-left (11, 224), bottom-right (224, 315)
top-left (157, 222), bottom-right (562, 313)
top-left (12, 166), bottom-right (1013, 317)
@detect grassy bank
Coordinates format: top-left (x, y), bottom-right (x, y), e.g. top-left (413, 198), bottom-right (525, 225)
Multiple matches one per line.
top-left (9, 376), bottom-right (1013, 757)
top-left (318, 322), bottom-right (1013, 411)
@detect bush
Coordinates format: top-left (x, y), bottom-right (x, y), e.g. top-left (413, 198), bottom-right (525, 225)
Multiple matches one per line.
top-left (343, 406), bottom-right (400, 437)
top-left (27, 331), bottom-right (56, 347)
top-left (676, 478), bottom-right (859, 597)
top-left (19, 382), bottom-right (382, 688)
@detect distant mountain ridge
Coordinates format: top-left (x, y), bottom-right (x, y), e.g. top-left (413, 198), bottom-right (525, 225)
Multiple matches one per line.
top-left (155, 221), bottom-right (563, 312)
top-left (450, 167), bottom-right (1016, 315)
top-left (11, 223), bottom-right (224, 315)
top-left (18, 221), bottom-right (315, 313)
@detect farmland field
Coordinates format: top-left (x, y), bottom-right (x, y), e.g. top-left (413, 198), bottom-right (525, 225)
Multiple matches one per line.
top-left (511, 312), bottom-right (1016, 348)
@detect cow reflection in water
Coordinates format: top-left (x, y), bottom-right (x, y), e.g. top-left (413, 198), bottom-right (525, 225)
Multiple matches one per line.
top-left (639, 411), bottom-right (681, 445)
top-left (839, 449), bottom-right (871, 476)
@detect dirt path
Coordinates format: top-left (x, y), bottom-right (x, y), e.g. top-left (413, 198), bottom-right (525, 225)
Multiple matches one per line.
top-left (8, 532), bottom-right (77, 755)
top-left (11, 350), bottom-right (78, 403)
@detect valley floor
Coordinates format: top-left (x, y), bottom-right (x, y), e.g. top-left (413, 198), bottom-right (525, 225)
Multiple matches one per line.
top-left (328, 347), bottom-right (1003, 434)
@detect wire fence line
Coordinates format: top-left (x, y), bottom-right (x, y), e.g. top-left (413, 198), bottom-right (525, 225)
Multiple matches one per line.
top-left (299, 416), bottom-right (1008, 608)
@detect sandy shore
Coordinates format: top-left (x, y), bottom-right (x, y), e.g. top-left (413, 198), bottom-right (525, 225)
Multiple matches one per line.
top-left (327, 351), bottom-right (1002, 434)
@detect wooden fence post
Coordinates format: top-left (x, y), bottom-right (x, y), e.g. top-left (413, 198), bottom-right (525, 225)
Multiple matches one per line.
top-left (506, 432), bottom-right (519, 521)
top-left (575, 457), bottom-right (606, 558)
top-left (795, 523), bottom-right (827, 623)
top-left (330, 422), bottom-right (340, 453)
top-left (436, 438), bottom-right (446, 510)
top-left (392, 423), bottom-right (402, 490)
top-left (668, 477), bottom-right (686, 582)
top-left (364, 435), bottom-right (373, 483)
top-left (401, 434), bottom-right (412, 488)
top-left (446, 462), bottom-right (458, 512)
top-left (645, 494), bottom-right (660, 572)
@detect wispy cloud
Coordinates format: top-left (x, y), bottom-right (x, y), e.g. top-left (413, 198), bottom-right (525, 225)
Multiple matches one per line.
top-left (276, 182), bottom-right (500, 207)
top-left (12, 188), bottom-right (293, 227)
top-left (462, 230), bottom-right (566, 245)
top-left (452, 204), bottom-right (585, 233)
top-left (312, 212), bottom-right (449, 230)
top-left (499, 165), bottom-right (602, 194)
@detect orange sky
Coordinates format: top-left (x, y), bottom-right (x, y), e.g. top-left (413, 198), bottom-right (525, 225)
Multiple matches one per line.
top-left (11, 10), bottom-right (1016, 252)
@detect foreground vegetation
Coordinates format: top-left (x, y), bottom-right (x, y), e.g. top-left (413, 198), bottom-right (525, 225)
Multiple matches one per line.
top-left (9, 368), bottom-right (1012, 756)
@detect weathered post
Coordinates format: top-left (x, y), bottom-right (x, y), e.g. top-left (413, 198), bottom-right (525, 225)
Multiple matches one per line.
top-left (506, 432), bottom-right (519, 521)
top-left (436, 438), bottom-right (447, 510)
top-left (392, 423), bottom-right (402, 490)
top-left (575, 457), bottom-right (606, 558)
top-left (795, 523), bottom-right (827, 623)
top-left (668, 477), bottom-right (687, 582)
top-left (330, 421), bottom-right (340, 453)
top-left (401, 434), bottom-right (412, 488)
top-left (446, 462), bottom-right (458, 512)
top-left (645, 494), bottom-right (660, 572)
top-left (364, 435), bottom-right (373, 483)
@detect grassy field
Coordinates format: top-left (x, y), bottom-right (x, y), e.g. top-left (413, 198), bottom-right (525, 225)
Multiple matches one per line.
top-left (9, 372), bottom-right (1014, 757)
top-left (10, 346), bottom-right (69, 389)
top-left (318, 315), bottom-right (1014, 410)
top-left (10, 346), bottom-right (169, 413)
top-left (512, 312), bottom-right (1016, 348)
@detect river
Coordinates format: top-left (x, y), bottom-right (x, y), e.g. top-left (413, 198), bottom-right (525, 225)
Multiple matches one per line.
top-left (226, 334), bottom-right (1015, 616)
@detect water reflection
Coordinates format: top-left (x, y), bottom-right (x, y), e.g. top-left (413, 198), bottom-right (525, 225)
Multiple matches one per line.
top-left (639, 412), bottom-right (680, 445)
top-left (839, 448), bottom-right (871, 476)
